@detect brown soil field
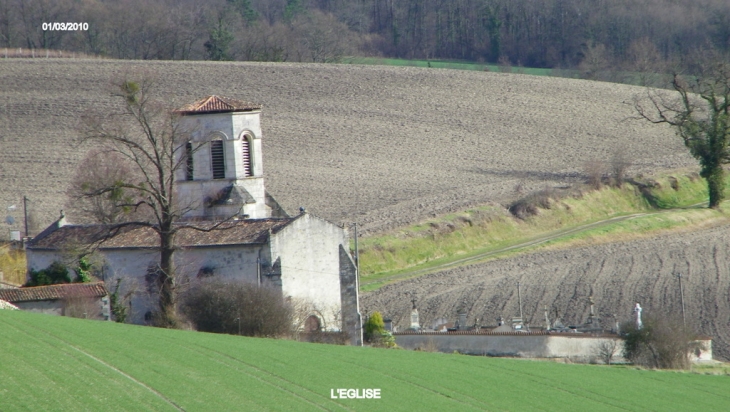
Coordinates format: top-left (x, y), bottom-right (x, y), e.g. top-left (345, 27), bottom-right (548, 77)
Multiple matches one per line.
top-left (362, 223), bottom-right (730, 361)
top-left (0, 58), bottom-right (694, 235)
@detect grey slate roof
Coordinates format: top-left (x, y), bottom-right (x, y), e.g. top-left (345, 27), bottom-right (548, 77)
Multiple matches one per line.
top-left (27, 218), bottom-right (296, 250)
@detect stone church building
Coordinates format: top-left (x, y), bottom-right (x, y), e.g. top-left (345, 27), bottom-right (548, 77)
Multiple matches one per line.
top-left (25, 96), bottom-right (362, 345)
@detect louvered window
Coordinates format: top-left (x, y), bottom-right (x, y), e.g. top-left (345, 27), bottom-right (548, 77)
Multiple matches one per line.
top-left (185, 142), bottom-right (194, 181)
top-left (211, 140), bottom-right (225, 179)
top-left (242, 135), bottom-right (252, 177)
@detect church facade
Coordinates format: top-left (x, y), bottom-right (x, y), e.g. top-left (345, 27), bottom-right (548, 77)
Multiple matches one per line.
top-left (25, 96), bottom-right (362, 345)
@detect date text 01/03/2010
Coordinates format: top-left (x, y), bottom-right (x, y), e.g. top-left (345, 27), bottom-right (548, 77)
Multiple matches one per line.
top-left (43, 22), bottom-right (89, 31)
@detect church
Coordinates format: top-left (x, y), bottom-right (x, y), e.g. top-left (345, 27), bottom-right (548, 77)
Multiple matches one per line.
top-left (25, 96), bottom-right (362, 345)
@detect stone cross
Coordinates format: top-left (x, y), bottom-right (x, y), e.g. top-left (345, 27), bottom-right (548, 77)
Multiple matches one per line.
top-left (633, 303), bottom-right (642, 329)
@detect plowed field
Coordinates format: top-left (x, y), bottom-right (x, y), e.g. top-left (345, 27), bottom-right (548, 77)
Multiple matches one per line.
top-left (362, 223), bottom-right (730, 360)
top-left (0, 59), bottom-right (693, 234)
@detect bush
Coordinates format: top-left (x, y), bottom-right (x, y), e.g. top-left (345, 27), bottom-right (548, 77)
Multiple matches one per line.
top-left (610, 150), bottom-right (631, 188)
top-left (622, 314), bottom-right (698, 369)
top-left (76, 257), bottom-right (93, 283)
top-left (584, 159), bottom-right (607, 190)
top-left (180, 279), bottom-right (293, 338)
top-left (363, 311), bottom-right (397, 348)
top-left (508, 188), bottom-right (554, 219)
top-left (26, 261), bottom-right (71, 286)
top-left (364, 311), bottom-right (385, 343)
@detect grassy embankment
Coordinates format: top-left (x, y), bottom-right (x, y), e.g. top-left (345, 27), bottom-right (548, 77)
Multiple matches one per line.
top-left (1, 310), bottom-right (728, 411)
top-left (358, 171), bottom-right (730, 291)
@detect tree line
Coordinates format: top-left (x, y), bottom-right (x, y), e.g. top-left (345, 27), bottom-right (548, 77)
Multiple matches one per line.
top-left (1, 0), bottom-right (729, 71)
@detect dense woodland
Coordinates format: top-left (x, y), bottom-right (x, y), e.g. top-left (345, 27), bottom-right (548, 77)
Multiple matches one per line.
top-left (1, 0), bottom-right (729, 74)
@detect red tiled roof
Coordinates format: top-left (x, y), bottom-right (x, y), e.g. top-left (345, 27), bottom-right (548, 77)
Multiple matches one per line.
top-left (0, 282), bottom-right (108, 303)
top-left (28, 218), bottom-right (295, 250)
top-left (175, 95), bottom-right (261, 115)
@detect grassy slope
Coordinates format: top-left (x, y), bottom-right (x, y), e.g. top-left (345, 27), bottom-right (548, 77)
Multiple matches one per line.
top-left (1, 311), bottom-right (729, 411)
top-left (358, 172), bottom-right (730, 291)
top-left (340, 57), bottom-right (555, 76)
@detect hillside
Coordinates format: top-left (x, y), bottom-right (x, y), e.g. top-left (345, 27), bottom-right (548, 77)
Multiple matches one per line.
top-left (0, 59), bottom-right (692, 235)
top-left (1, 310), bottom-right (728, 411)
top-left (362, 222), bottom-right (730, 361)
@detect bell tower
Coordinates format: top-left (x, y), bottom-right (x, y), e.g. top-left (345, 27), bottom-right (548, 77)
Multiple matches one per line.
top-left (174, 96), bottom-right (271, 220)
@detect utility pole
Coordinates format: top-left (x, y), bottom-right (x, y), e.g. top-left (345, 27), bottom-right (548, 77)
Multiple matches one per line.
top-left (354, 222), bottom-right (360, 274)
top-left (517, 281), bottom-right (523, 320)
top-left (677, 272), bottom-right (686, 329)
top-left (23, 196), bottom-right (29, 237)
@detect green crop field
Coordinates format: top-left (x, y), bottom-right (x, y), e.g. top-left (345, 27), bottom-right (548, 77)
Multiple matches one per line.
top-left (1, 311), bottom-right (728, 411)
top-left (340, 56), bottom-right (556, 76)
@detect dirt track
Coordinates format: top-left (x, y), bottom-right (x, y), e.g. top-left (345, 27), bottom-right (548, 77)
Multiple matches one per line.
top-left (362, 223), bottom-right (730, 360)
top-left (0, 59), bottom-right (693, 234)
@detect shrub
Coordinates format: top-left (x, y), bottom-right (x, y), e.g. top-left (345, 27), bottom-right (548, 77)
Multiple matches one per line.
top-left (622, 314), bottom-right (698, 369)
top-left (594, 339), bottom-right (621, 365)
top-left (610, 150), bottom-right (631, 188)
top-left (364, 311), bottom-right (385, 343)
top-left (508, 188), bottom-right (554, 219)
top-left (584, 159), bottom-right (607, 190)
top-left (180, 279), bottom-right (293, 338)
top-left (76, 257), bottom-right (93, 283)
top-left (109, 278), bottom-right (132, 323)
top-left (26, 261), bottom-right (71, 286)
top-left (363, 311), bottom-right (397, 348)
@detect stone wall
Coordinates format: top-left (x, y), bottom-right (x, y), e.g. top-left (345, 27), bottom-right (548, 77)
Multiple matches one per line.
top-left (269, 213), bottom-right (348, 331)
top-left (395, 332), bottom-right (626, 363)
top-left (395, 332), bottom-right (714, 363)
top-left (339, 245), bottom-right (362, 346)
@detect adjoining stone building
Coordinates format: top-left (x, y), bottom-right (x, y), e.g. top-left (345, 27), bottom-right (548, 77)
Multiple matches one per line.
top-left (25, 96), bottom-right (362, 345)
top-left (0, 282), bottom-right (110, 320)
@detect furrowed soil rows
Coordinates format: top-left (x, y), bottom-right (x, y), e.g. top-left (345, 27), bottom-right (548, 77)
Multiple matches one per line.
top-left (362, 224), bottom-right (730, 361)
top-left (0, 59), bottom-right (693, 234)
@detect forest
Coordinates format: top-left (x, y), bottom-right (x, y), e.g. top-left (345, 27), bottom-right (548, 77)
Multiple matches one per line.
top-left (1, 0), bottom-right (729, 74)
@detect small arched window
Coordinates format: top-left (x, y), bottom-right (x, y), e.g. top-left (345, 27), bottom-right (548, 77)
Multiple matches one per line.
top-left (241, 134), bottom-right (253, 177)
top-left (210, 139), bottom-right (225, 179)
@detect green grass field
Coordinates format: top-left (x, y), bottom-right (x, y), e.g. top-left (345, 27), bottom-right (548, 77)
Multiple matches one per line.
top-left (1, 310), bottom-right (729, 411)
top-left (340, 57), bottom-right (555, 76)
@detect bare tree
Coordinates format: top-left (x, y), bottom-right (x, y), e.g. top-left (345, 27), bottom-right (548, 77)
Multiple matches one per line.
top-left (67, 149), bottom-right (140, 224)
top-left (583, 158), bottom-right (607, 190)
top-left (626, 37), bottom-right (663, 87)
top-left (635, 62), bottom-right (730, 208)
top-left (77, 76), bottom-right (216, 327)
top-left (594, 339), bottom-right (621, 365)
top-left (610, 149), bottom-right (631, 188)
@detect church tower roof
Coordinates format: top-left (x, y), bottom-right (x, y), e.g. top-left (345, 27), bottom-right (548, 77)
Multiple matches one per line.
top-left (175, 95), bottom-right (262, 115)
